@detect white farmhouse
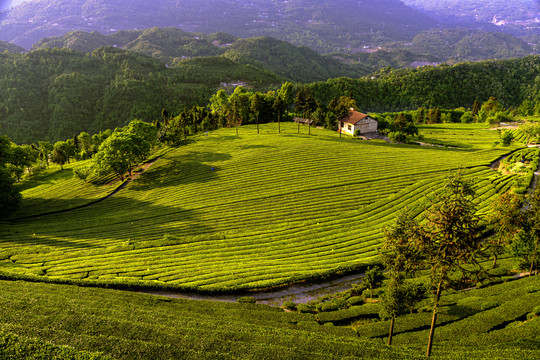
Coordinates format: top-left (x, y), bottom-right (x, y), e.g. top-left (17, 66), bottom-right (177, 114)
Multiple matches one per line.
top-left (338, 110), bottom-right (378, 136)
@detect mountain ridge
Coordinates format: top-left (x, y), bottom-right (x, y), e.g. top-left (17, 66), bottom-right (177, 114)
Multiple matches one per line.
top-left (0, 0), bottom-right (438, 51)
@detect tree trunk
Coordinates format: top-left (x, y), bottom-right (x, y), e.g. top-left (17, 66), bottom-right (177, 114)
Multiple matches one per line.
top-left (388, 316), bottom-right (395, 346)
top-left (530, 238), bottom-right (539, 277)
top-left (278, 110), bottom-right (281, 133)
top-left (257, 114), bottom-right (259, 134)
top-left (236, 124), bottom-right (238, 136)
top-left (297, 122), bottom-right (300, 134)
top-left (426, 279), bottom-right (443, 357)
top-left (492, 238), bottom-right (501, 269)
top-left (308, 122), bottom-right (311, 135)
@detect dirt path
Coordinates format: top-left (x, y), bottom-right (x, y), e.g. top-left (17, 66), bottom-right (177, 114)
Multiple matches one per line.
top-left (11, 156), bottom-right (161, 220)
top-left (139, 272), bottom-right (366, 306)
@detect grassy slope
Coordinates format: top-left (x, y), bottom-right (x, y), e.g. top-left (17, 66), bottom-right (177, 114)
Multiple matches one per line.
top-left (0, 275), bottom-right (538, 359)
top-left (0, 123), bottom-right (522, 291)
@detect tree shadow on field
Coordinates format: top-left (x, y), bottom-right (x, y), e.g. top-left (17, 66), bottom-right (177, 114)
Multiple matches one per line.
top-left (2, 195), bottom-right (211, 251)
top-left (239, 145), bottom-right (277, 150)
top-left (129, 151), bottom-right (232, 191)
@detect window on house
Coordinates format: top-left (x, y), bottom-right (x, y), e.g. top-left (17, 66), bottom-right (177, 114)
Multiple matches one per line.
top-left (348, 125), bottom-right (352, 131)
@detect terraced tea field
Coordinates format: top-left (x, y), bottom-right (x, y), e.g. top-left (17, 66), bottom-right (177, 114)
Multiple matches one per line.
top-left (0, 274), bottom-right (538, 359)
top-left (0, 123), bottom-right (526, 291)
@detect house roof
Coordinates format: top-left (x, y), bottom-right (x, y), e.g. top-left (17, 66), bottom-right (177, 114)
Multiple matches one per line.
top-left (341, 110), bottom-right (375, 125)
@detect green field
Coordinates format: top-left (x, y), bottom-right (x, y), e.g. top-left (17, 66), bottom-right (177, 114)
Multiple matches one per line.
top-left (0, 123), bottom-right (526, 291)
top-left (0, 275), bottom-right (538, 359)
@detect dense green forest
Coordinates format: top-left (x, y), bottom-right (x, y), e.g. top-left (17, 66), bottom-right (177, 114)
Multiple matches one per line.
top-left (0, 47), bottom-right (281, 143)
top-left (407, 29), bottom-right (533, 61)
top-left (303, 56), bottom-right (540, 112)
top-left (3, 44), bottom-right (540, 144)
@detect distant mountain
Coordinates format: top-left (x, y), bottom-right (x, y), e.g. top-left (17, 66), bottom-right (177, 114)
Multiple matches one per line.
top-left (31, 28), bottom-right (445, 82)
top-left (410, 29), bottom-right (534, 61)
top-left (402, 0), bottom-right (539, 35)
top-left (0, 0), bottom-right (438, 52)
top-left (0, 39), bottom-right (24, 52)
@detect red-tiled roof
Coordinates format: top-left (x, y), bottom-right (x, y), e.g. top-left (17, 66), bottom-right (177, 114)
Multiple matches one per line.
top-left (341, 111), bottom-right (375, 125)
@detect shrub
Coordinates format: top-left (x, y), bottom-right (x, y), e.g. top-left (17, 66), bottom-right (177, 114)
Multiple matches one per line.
top-left (481, 300), bottom-right (501, 311)
top-left (296, 304), bottom-right (312, 313)
top-left (334, 298), bottom-right (348, 309)
top-left (347, 296), bottom-right (364, 307)
top-left (320, 302), bottom-right (339, 312)
top-left (488, 267), bottom-right (509, 277)
top-left (296, 321), bottom-right (319, 327)
top-left (282, 301), bottom-right (296, 311)
top-left (237, 296), bottom-right (256, 304)
top-left (461, 112), bottom-right (473, 123)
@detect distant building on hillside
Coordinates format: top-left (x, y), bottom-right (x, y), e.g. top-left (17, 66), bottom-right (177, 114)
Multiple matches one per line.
top-left (338, 110), bottom-right (378, 136)
top-left (293, 117), bottom-right (313, 125)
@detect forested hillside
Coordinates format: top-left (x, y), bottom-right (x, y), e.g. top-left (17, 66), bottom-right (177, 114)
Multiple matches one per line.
top-left (0, 47), bottom-right (281, 143)
top-left (0, 0), bottom-right (437, 52)
top-left (303, 56), bottom-right (540, 112)
top-left (409, 29), bottom-right (533, 61)
top-left (3, 48), bottom-right (540, 144)
top-left (0, 40), bottom-right (24, 53)
top-left (32, 29), bottom-right (362, 82)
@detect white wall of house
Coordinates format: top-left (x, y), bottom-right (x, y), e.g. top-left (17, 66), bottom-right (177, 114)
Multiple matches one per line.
top-left (339, 118), bottom-right (378, 135)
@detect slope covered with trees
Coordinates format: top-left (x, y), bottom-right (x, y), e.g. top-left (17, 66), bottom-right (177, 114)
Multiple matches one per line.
top-left (0, 47), bottom-right (281, 143)
top-left (303, 56), bottom-right (540, 113)
top-left (410, 29), bottom-right (533, 61)
top-left (0, 0), bottom-right (437, 52)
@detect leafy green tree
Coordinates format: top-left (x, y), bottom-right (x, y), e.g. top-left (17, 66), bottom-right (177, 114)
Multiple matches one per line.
top-left (0, 136), bottom-right (22, 218)
top-left (73, 166), bottom-right (92, 183)
top-left (379, 276), bottom-right (414, 346)
top-left (94, 131), bottom-right (150, 181)
top-left (380, 208), bottom-right (424, 345)
top-left (273, 95), bottom-right (286, 134)
top-left (460, 112), bottom-right (473, 124)
top-left (499, 129), bottom-right (514, 147)
top-left (77, 132), bottom-right (93, 159)
top-left (0, 166), bottom-right (22, 218)
top-left (363, 266), bottom-right (384, 299)
top-left (416, 171), bottom-right (485, 357)
top-left (427, 107), bottom-right (441, 124)
top-left (488, 192), bottom-right (523, 268)
top-left (126, 119), bottom-right (158, 146)
top-left (38, 141), bottom-right (54, 168)
top-left (250, 92), bottom-right (264, 134)
top-left (414, 107), bottom-right (426, 124)
top-left (228, 86), bottom-right (250, 135)
top-left (51, 142), bottom-right (69, 169)
top-left (471, 100), bottom-right (481, 119)
top-left (512, 188), bottom-right (540, 276)
top-left (325, 112), bottom-right (337, 131)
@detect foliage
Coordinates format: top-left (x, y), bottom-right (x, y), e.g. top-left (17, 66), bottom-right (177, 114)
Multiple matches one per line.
top-left (487, 192), bottom-right (523, 268)
top-left (93, 129), bottom-right (151, 180)
top-left (237, 296), bottom-right (257, 304)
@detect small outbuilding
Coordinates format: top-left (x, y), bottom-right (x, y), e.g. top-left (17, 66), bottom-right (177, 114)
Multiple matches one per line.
top-left (338, 110), bottom-right (378, 136)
